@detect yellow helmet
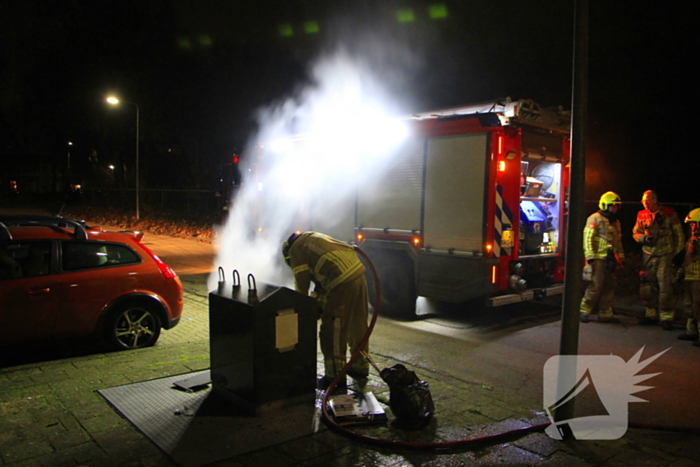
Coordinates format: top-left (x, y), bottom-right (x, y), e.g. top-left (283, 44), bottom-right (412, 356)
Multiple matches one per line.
top-left (685, 208), bottom-right (700, 223)
top-left (599, 191), bottom-right (622, 210)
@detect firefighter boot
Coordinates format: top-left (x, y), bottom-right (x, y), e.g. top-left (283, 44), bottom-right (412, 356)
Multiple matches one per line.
top-left (638, 308), bottom-right (659, 325)
top-left (678, 318), bottom-right (699, 341)
top-left (347, 367), bottom-right (369, 393)
top-left (579, 299), bottom-right (593, 323)
top-left (659, 307), bottom-right (675, 330)
top-left (598, 308), bottom-right (620, 324)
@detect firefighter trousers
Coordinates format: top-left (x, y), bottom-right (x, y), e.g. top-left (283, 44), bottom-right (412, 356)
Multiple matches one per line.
top-left (683, 280), bottom-right (700, 336)
top-left (319, 274), bottom-right (370, 380)
top-left (580, 258), bottom-right (615, 319)
top-left (640, 253), bottom-right (675, 322)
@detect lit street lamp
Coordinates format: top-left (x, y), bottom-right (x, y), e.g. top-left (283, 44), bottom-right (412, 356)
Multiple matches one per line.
top-left (106, 96), bottom-right (140, 219)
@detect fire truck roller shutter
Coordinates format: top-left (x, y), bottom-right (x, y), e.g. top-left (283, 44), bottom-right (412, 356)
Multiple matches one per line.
top-left (362, 248), bottom-right (417, 320)
top-left (423, 134), bottom-right (488, 252)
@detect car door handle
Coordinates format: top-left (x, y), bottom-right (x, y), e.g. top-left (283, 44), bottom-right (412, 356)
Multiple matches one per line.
top-left (28, 287), bottom-right (51, 296)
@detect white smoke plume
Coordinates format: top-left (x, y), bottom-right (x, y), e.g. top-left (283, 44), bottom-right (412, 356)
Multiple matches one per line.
top-left (208, 47), bottom-right (411, 292)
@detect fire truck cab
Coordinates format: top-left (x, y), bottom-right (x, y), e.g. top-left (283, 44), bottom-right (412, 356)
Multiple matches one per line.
top-left (354, 98), bottom-right (571, 318)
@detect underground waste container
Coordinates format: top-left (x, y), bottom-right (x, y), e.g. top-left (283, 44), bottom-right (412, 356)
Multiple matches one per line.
top-left (209, 276), bottom-right (318, 414)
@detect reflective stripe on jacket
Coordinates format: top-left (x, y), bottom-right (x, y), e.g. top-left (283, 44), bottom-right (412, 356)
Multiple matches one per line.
top-left (583, 211), bottom-right (624, 261)
top-left (289, 232), bottom-right (365, 295)
top-left (684, 236), bottom-right (700, 281)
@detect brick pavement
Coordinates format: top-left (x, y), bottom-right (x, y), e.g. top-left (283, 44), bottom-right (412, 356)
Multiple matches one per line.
top-left (2, 291), bottom-right (700, 466)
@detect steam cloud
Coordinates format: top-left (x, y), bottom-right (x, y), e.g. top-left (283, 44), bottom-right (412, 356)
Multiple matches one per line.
top-left (208, 47), bottom-right (411, 292)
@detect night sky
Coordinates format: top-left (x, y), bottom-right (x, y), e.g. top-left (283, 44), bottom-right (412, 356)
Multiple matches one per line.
top-left (0, 1), bottom-right (694, 205)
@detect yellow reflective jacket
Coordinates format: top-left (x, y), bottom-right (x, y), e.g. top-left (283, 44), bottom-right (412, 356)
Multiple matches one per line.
top-left (683, 234), bottom-right (700, 281)
top-left (288, 232), bottom-right (365, 298)
top-left (583, 211), bottom-right (624, 261)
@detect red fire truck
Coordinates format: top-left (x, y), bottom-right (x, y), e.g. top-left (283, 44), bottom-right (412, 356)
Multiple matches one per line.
top-left (244, 97), bottom-right (570, 319)
top-left (348, 98), bottom-right (571, 319)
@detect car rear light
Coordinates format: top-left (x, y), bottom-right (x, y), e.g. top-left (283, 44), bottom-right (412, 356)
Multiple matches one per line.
top-left (138, 243), bottom-right (177, 279)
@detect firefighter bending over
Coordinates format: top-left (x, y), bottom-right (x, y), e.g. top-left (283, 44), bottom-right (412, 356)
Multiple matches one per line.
top-left (676, 208), bottom-right (700, 345)
top-left (580, 192), bottom-right (625, 323)
top-left (282, 231), bottom-right (369, 390)
top-left (633, 190), bottom-right (685, 329)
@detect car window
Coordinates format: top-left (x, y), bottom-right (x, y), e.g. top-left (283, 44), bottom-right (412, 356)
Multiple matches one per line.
top-left (62, 241), bottom-right (141, 271)
top-left (0, 241), bottom-right (52, 279)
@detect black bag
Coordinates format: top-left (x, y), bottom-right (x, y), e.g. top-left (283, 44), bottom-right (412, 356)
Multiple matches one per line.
top-left (380, 364), bottom-right (434, 430)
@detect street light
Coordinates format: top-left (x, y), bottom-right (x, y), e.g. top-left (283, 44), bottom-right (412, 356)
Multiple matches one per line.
top-left (106, 96), bottom-right (140, 219)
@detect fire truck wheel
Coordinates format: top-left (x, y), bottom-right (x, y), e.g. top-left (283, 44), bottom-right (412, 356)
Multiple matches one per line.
top-left (370, 253), bottom-right (417, 320)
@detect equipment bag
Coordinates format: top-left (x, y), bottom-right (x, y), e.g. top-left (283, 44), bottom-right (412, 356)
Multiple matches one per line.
top-left (380, 363), bottom-right (434, 430)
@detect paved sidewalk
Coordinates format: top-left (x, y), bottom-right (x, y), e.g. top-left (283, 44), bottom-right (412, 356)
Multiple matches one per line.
top-left (1, 290), bottom-right (699, 467)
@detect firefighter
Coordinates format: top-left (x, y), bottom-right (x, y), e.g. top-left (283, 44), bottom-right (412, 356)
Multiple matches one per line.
top-left (580, 191), bottom-right (625, 323)
top-left (633, 190), bottom-right (685, 329)
top-left (677, 208), bottom-right (700, 345)
top-left (282, 231), bottom-right (369, 389)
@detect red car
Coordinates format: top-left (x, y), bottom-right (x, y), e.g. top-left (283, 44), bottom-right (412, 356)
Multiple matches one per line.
top-left (0, 216), bottom-right (183, 350)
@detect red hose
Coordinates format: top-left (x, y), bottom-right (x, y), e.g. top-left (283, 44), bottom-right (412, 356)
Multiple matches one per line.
top-left (319, 247), bottom-right (700, 449)
top-left (318, 246), bottom-right (551, 450)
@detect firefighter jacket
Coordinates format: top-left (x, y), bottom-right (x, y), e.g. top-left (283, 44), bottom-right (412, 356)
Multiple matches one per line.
top-left (632, 206), bottom-right (685, 256)
top-left (683, 233), bottom-right (700, 281)
top-left (288, 232), bottom-right (366, 299)
top-left (583, 210), bottom-right (625, 261)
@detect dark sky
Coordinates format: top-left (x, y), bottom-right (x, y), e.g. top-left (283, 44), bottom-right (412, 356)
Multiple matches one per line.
top-left (0, 1), bottom-right (694, 202)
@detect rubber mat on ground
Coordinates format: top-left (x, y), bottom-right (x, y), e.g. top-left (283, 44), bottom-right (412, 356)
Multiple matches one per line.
top-left (98, 370), bottom-right (320, 467)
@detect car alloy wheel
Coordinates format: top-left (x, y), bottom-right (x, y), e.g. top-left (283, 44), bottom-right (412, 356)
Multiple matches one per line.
top-left (108, 303), bottom-right (162, 350)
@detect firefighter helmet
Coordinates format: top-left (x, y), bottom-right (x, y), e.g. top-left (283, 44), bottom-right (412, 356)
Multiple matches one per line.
top-left (685, 208), bottom-right (700, 223)
top-left (282, 232), bottom-right (301, 266)
top-left (599, 191), bottom-right (622, 210)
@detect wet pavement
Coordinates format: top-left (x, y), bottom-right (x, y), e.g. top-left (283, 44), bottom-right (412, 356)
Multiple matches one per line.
top-left (2, 280), bottom-right (700, 466)
top-left (2, 225), bottom-right (700, 466)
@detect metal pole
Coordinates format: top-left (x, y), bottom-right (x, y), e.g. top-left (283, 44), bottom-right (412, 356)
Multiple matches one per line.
top-left (553, 0), bottom-right (589, 438)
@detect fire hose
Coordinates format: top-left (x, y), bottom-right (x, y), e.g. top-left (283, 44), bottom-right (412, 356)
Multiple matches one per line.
top-left (319, 247), bottom-right (700, 450)
top-left (318, 246), bottom-right (552, 450)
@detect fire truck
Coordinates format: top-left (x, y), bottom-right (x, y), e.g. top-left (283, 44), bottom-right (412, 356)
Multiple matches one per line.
top-left (246, 97), bottom-right (570, 319)
top-left (348, 98), bottom-right (571, 319)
